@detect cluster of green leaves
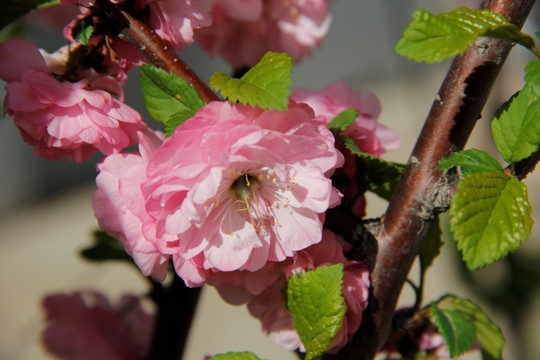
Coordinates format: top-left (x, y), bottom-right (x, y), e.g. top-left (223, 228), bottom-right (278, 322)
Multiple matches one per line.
top-left (429, 295), bottom-right (504, 359)
top-left (395, 6), bottom-right (540, 358)
top-left (397, 6), bottom-right (538, 271)
top-left (140, 52), bottom-right (294, 137)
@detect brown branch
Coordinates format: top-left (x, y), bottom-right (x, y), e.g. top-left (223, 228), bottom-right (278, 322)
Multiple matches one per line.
top-left (92, 0), bottom-right (219, 103)
top-left (326, 0), bottom-right (537, 358)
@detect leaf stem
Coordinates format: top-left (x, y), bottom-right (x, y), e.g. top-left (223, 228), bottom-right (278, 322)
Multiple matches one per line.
top-left (325, 0), bottom-right (536, 358)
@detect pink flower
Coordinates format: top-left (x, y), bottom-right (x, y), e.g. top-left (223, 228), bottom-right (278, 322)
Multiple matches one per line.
top-left (238, 229), bottom-right (370, 353)
top-left (196, 0), bottom-right (332, 68)
top-left (0, 38), bottom-right (146, 162)
top-left (146, 0), bottom-right (212, 51)
top-left (292, 82), bottom-right (400, 217)
top-left (93, 130), bottom-right (209, 284)
top-left (42, 291), bottom-right (154, 360)
top-left (292, 82), bottom-right (400, 156)
top-left (141, 100), bottom-right (343, 280)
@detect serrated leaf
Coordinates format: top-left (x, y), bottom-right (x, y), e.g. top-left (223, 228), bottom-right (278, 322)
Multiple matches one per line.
top-left (140, 64), bottom-right (204, 135)
top-left (449, 171), bottom-right (532, 270)
top-left (210, 52), bottom-right (293, 110)
top-left (431, 302), bottom-right (476, 358)
top-left (327, 109), bottom-right (359, 133)
top-left (287, 264), bottom-right (346, 360)
top-left (525, 59), bottom-right (540, 97)
top-left (419, 216), bottom-right (443, 274)
top-left (491, 84), bottom-right (540, 164)
top-left (0, 0), bottom-right (58, 31)
top-left (437, 295), bottom-right (505, 360)
top-left (208, 351), bottom-right (262, 360)
top-left (80, 230), bottom-right (135, 264)
top-left (439, 148), bottom-right (503, 176)
top-left (338, 135), bottom-right (405, 200)
top-left (72, 16), bottom-right (94, 45)
top-left (396, 7), bottom-right (536, 64)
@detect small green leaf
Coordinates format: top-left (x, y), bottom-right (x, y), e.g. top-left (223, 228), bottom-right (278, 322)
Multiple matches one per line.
top-left (431, 302), bottom-right (476, 358)
top-left (80, 230), bottom-right (135, 264)
top-left (1, 0), bottom-right (58, 31)
top-left (439, 149), bottom-right (504, 176)
top-left (338, 135), bottom-right (405, 201)
top-left (525, 59), bottom-right (540, 97)
top-left (208, 351), bottom-right (262, 360)
top-left (210, 52), bottom-right (293, 110)
top-left (327, 109), bottom-right (359, 133)
top-left (437, 295), bottom-right (505, 360)
top-left (491, 84), bottom-right (540, 164)
top-left (419, 216), bottom-right (443, 274)
top-left (396, 7), bottom-right (536, 63)
top-left (72, 16), bottom-right (94, 45)
top-left (449, 172), bottom-right (533, 270)
top-left (140, 64), bottom-right (204, 135)
top-left (287, 264), bottom-right (346, 360)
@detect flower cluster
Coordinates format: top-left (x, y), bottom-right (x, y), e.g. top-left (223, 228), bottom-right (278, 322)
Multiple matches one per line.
top-left (92, 82), bottom-right (398, 350)
top-left (0, 38), bottom-right (146, 162)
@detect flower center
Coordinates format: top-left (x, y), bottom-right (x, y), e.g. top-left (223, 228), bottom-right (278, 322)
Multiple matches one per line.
top-left (230, 173), bottom-right (259, 201)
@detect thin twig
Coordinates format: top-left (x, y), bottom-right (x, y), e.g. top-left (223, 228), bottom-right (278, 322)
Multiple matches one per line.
top-left (92, 0), bottom-right (219, 103)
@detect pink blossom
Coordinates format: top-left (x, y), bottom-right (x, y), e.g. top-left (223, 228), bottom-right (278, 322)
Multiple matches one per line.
top-left (196, 0), bottom-right (332, 68)
top-left (292, 82), bottom-right (400, 156)
top-left (146, 0), bottom-right (212, 51)
top-left (93, 131), bottom-right (209, 284)
top-left (141, 100), bottom-right (343, 280)
top-left (0, 38), bottom-right (146, 162)
top-left (42, 291), bottom-right (154, 360)
top-left (292, 82), bottom-right (400, 217)
top-left (243, 229), bottom-right (370, 353)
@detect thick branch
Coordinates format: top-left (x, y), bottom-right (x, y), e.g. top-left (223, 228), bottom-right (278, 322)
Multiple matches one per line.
top-left (92, 0), bottom-right (219, 103)
top-left (328, 0), bottom-right (536, 358)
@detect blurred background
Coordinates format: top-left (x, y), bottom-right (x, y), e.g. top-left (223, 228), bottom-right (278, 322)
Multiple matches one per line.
top-left (1, 0), bottom-right (540, 359)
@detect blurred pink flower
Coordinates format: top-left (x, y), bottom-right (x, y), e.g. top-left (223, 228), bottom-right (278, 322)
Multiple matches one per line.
top-left (236, 229), bottom-right (370, 353)
top-left (292, 82), bottom-right (400, 156)
top-left (42, 291), bottom-right (154, 360)
top-left (142, 100), bottom-right (343, 279)
top-left (146, 0), bottom-right (212, 51)
top-left (196, 0), bottom-right (332, 68)
top-left (0, 38), bottom-right (146, 162)
top-left (292, 82), bottom-right (400, 217)
top-left (93, 130), bottom-right (209, 284)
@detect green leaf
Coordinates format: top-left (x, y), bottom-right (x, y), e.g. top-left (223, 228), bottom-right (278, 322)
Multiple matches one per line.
top-left (72, 16), bottom-right (94, 45)
top-left (396, 7), bottom-right (537, 64)
top-left (437, 295), bottom-right (505, 360)
top-left (449, 171), bottom-right (533, 270)
top-left (439, 149), bottom-right (504, 176)
top-left (338, 135), bottom-right (405, 201)
top-left (287, 264), bottom-right (346, 360)
top-left (140, 64), bottom-right (204, 135)
top-left (80, 230), bottom-right (135, 264)
top-left (525, 59), bottom-right (540, 97)
top-left (491, 84), bottom-right (540, 164)
top-left (208, 351), bottom-right (262, 360)
top-left (419, 216), bottom-right (443, 274)
top-left (327, 109), bottom-right (359, 133)
top-left (1, 0), bottom-right (58, 31)
top-left (430, 302), bottom-right (476, 358)
top-left (210, 52), bottom-right (293, 110)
